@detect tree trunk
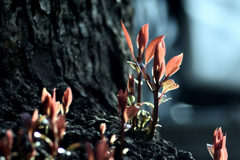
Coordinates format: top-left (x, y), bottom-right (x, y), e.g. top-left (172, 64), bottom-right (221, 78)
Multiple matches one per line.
top-left (0, 0), bottom-right (133, 126)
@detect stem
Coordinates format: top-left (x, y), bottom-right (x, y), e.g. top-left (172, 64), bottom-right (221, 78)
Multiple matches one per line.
top-left (148, 84), bottom-right (159, 140)
top-left (132, 115), bottom-right (137, 129)
top-left (120, 115), bottom-right (125, 159)
top-left (132, 72), bottom-right (142, 129)
top-left (137, 72), bottom-right (142, 103)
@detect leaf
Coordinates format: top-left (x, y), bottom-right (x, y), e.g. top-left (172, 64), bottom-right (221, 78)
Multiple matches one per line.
top-left (38, 115), bottom-right (48, 124)
top-left (41, 88), bottom-right (50, 104)
top-left (32, 109), bottom-right (39, 123)
top-left (134, 78), bottom-right (143, 85)
top-left (127, 95), bottom-right (135, 106)
top-left (165, 53), bottom-right (183, 77)
top-left (121, 20), bottom-right (136, 62)
top-left (118, 89), bottom-right (128, 113)
top-left (50, 101), bottom-right (61, 121)
top-left (153, 59), bottom-right (165, 84)
top-left (122, 148), bottom-right (129, 154)
top-left (206, 143), bottom-right (213, 158)
top-left (162, 79), bottom-right (179, 93)
top-left (86, 142), bottom-right (94, 160)
top-left (127, 61), bottom-right (140, 73)
top-left (66, 143), bottom-right (82, 151)
top-left (57, 115), bottom-right (66, 138)
top-left (100, 123), bottom-right (106, 135)
top-left (124, 105), bottom-right (139, 122)
top-left (110, 134), bottom-right (118, 145)
top-left (155, 124), bottom-right (162, 128)
top-left (145, 35), bottom-right (165, 67)
top-left (158, 94), bottom-right (172, 104)
top-left (62, 87), bottom-right (72, 114)
top-left (140, 102), bottom-right (154, 110)
top-left (41, 88), bottom-right (52, 115)
top-left (153, 41), bottom-right (166, 70)
top-left (136, 23), bottom-right (149, 54)
top-left (127, 74), bottom-right (135, 95)
top-left (95, 140), bottom-right (109, 160)
top-left (6, 130), bottom-right (13, 151)
top-left (34, 132), bottom-right (53, 148)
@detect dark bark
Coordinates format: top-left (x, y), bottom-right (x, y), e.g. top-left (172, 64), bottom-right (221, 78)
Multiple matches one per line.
top-left (0, 0), bottom-right (133, 123)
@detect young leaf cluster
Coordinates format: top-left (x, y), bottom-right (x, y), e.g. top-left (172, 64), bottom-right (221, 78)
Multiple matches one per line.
top-left (121, 20), bottom-right (183, 140)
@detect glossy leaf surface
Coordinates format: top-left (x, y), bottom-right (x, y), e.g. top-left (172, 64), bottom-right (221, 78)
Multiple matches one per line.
top-left (162, 79), bottom-right (179, 93)
top-left (145, 35), bottom-right (165, 67)
top-left (137, 23), bottom-right (149, 54)
top-left (165, 53), bottom-right (183, 77)
top-left (121, 20), bottom-right (136, 62)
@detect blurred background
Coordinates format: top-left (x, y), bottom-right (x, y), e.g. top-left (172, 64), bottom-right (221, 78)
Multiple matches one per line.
top-left (131, 0), bottom-right (240, 159)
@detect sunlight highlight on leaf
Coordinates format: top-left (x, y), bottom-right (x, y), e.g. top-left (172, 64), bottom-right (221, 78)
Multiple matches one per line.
top-left (145, 35), bottom-right (165, 67)
top-left (162, 79), bottom-right (179, 93)
top-left (136, 23), bottom-right (149, 53)
top-left (121, 20), bottom-right (136, 62)
top-left (165, 53), bottom-right (183, 77)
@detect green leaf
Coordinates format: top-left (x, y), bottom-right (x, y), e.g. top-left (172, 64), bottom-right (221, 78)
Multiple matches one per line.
top-left (162, 79), bottom-right (179, 93)
top-left (127, 61), bottom-right (140, 73)
top-left (155, 124), bottom-right (162, 128)
top-left (141, 102), bottom-right (154, 109)
top-left (123, 148), bottom-right (129, 154)
top-left (34, 132), bottom-right (53, 147)
top-left (158, 93), bottom-right (172, 104)
top-left (127, 95), bottom-right (135, 106)
top-left (134, 78), bottom-right (143, 85)
top-left (66, 143), bottom-right (82, 151)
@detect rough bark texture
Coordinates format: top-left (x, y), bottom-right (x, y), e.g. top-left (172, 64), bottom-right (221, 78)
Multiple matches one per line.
top-left (0, 0), bottom-right (195, 159)
top-left (0, 0), bottom-right (132, 125)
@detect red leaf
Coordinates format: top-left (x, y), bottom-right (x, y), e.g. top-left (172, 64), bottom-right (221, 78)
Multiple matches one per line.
top-left (165, 53), bottom-right (183, 77)
top-left (100, 123), bottom-right (106, 139)
top-left (62, 87), bottom-right (72, 114)
top-left (86, 142), bottom-right (94, 160)
top-left (123, 105), bottom-right (139, 123)
top-left (154, 41), bottom-right (166, 67)
top-left (50, 101), bottom-right (61, 121)
top-left (145, 35), bottom-right (165, 67)
top-left (41, 88), bottom-right (52, 115)
top-left (57, 115), bottom-right (66, 138)
top-left (137, 23), bottom-right (149, 54)
top-left (127, 74), bottom-right (134, 95)
top-left (118, 88), bottom-right (128, 113)
top-left (31, 109), bottom-right (39, 124)
top-left (41, 88), bottom-right (50, 104)
top-left (0, 130), bottom-right (13, 160)
top-left (212, 127), bottom-right (228, 160)
top-left (121, 20), bottom-right (136, 62)
top-left (153, 42), bottom-right (166, 83)
top-left (6, 130), bottom-right (13, 153)
top-left (96, 140), bottom-right (110, 160)
top-left (52, 88), bottom-right (56, 102)
top-left (159, 60), bottom-right (166, 83)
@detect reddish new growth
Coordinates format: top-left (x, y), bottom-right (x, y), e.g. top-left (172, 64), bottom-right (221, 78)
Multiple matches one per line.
top-left (121, 20), bottom-right (183, 140)
top-left (21, 87), bottom-right (78, 159)
top-left (86, 123), bottom-right (117, 160)
top-left (207, 127), bottom-right (228, 160)
top-left (0, 130), bottom-right (13, 160)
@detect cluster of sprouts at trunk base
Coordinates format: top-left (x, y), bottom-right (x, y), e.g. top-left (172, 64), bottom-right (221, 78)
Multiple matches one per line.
top-left (120, 19), bottom-right (183, 142)
top-left (0, 87), bottom-right (82, 160)
top-left (0, 19), bottom-right (229, 160)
